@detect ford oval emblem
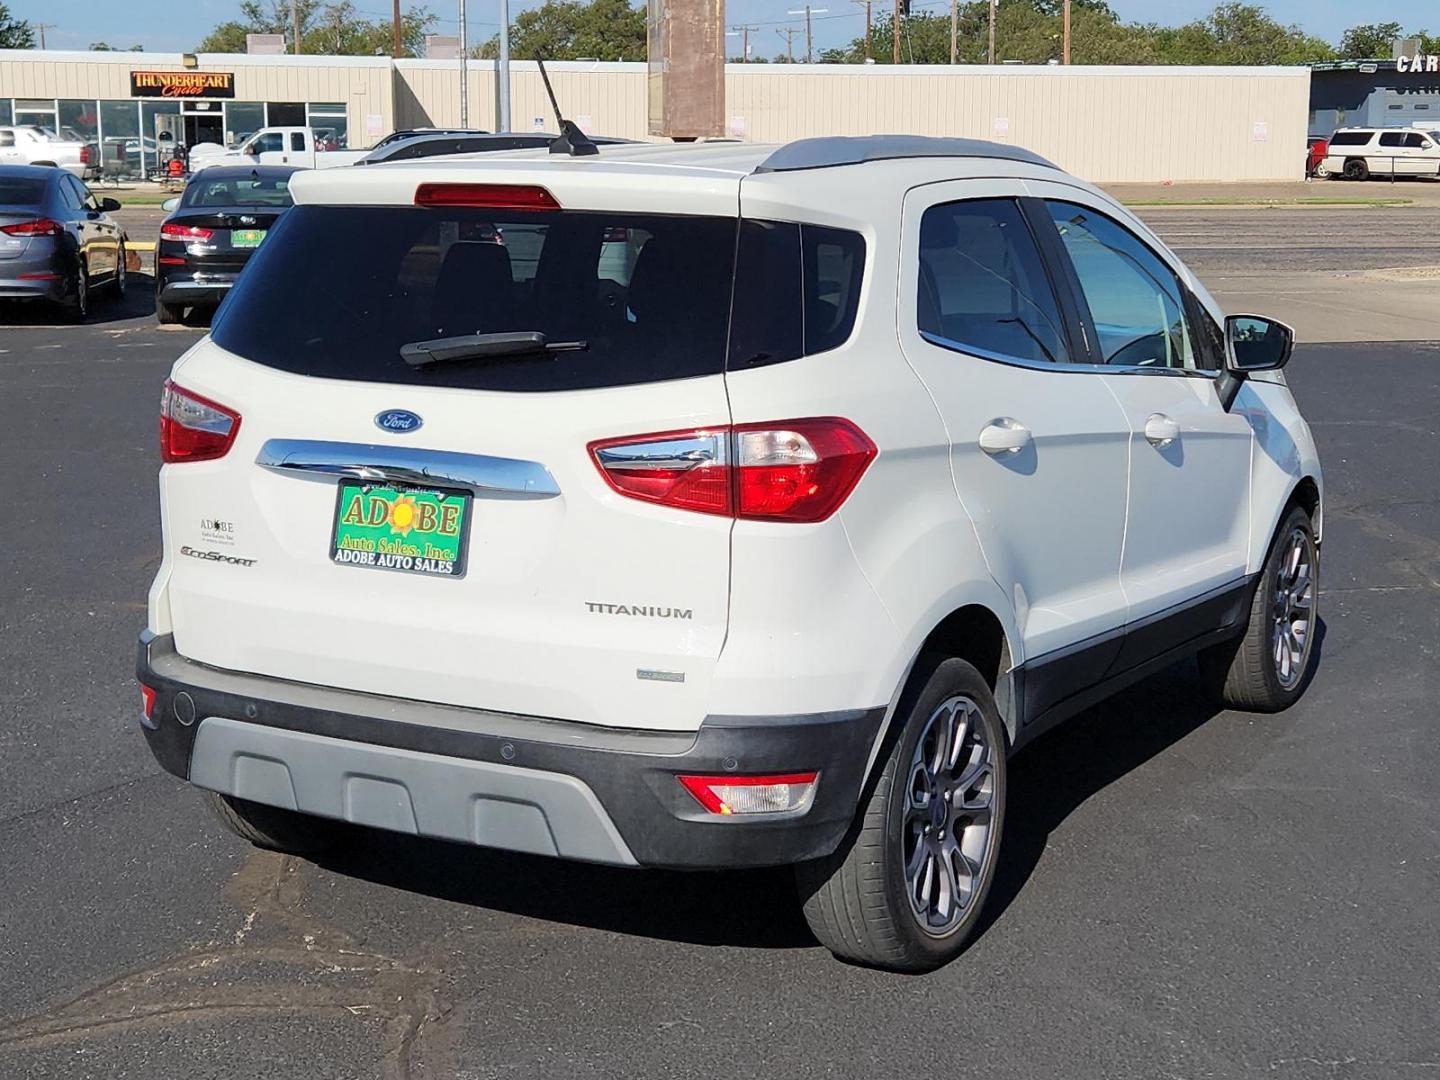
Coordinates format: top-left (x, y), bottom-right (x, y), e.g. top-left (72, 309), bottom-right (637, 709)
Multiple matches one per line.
top-left (375, 409), bottom-right (423, 434)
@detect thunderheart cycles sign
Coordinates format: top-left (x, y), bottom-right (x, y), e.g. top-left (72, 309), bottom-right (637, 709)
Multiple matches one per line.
top-left (130, 71), bottom-right (235, 99)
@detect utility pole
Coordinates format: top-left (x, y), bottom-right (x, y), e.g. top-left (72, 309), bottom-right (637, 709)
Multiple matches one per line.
top-left (729, 24), bottom-right (759, 62)
top-left (949, 0), bottom-right (957, 64)
top-left (392, 0), bottom-right (402, 56)
top-left (291, 0), bottom-right (301, 54)
top-left (987, 0), bottom-right (995, 63)
top-left (850, 0), bottom-right (872, 61)
top-left (787, 6), bottom-right (828, 64)
top-left (892, 0), bottom-right (900, 63)
top-left (458, 0), bottom-right (468, 128)
top-left (776, 26), bottom-right (800, 63)
top-left (34, 22), bottom-right (54, 49)
top-left (1062, 0), bottom-right (1071, 64)
top-left (496, 0), bottom-right (511, 130)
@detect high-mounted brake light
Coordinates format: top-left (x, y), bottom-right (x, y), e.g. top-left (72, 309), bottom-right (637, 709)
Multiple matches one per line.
top-left (414, 183), bottom-right (562, 210)
top-left (160, 222), bottom-right (214, 241)
top-left (678, 773), bottom-right (820, 815)
top-left (589, 418), bottom-right (876, 523)
top-left (160, 380), bottom-right (241, 464)
top-left (1, 218), bottom-right (64, 237)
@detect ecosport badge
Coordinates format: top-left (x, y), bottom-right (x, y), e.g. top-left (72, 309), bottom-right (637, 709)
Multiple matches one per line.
top-left (375, 409), bottom-right (423, 434)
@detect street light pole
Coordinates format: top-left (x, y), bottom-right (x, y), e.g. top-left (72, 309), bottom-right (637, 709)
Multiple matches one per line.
top-left (291, 0), bottom-right (301, 54)
top-left (392, 0), bottom-right (402, 56)
top-left (497, 0), bottom-right (512, 130)
top-left (892, 0), bottom-right (900, 64)
top-left (949, 0), bottom-right (957, 64)
top-left (1063, 0), bottom-right (1071, 64)
top-left (458, 0), bottom-right (468, 128)
top-left (987, 0), bottom-right (995, 64)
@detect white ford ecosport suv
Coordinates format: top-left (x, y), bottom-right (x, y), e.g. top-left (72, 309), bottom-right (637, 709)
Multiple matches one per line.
top-left (138, 135), bottom-right (1322, 971)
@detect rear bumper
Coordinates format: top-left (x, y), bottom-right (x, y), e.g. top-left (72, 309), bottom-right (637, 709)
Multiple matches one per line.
top-left (0, 277), bottom-right (64, 301)
top-left (158, 277), bottom-right (234, 307)
top-left (137, 632), bottom-right (884, 869)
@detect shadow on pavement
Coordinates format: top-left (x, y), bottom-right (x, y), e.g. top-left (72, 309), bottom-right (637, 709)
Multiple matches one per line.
top-left (318, 621), bottom-right (1329, 956)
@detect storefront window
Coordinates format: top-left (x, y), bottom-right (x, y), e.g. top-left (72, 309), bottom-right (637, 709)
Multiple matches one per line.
top-left (0, 100), bottom-right (11, 125)
top-left (58, 100), bottom-right (99, 146)
top-left (99, 100), bottom-right (142, 180)
top-left (15, 98), bottom-right (57, 130)
top-left (308, 103), bottom-right (348, 150)
top-left (226, 102), bottom-right (265, 146)
top-left (141, 101), bottom-right (181, 175)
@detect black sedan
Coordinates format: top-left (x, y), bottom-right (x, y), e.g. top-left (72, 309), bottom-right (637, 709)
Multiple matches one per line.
top-left (0, 164), bottom-right (125, 322)
top-left (156, 164), bottom-right (298, 324)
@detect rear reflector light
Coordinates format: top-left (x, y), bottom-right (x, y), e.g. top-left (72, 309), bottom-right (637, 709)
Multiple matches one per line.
top-left (589, 418), bottom-right (876, 523)
top-left (160, 380), bottom-right (241, 463)
top-left (157, 256), bottom-right (186, 266)
top-left (1, 218), bottom-right (63, 237)
top-left (161, 222), bottom-right (214, 241)
top-left (414, 183), bottom-right (561, 210)
top-left (17, 271), bottom-right (60, 280)
top-left (140, 683), bottom-right (157, 720)
top-left (678, 773), bottom-right (819, 815)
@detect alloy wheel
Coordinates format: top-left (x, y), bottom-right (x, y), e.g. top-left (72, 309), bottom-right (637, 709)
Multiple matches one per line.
top-left (1271, 525), bottom-right (1315, 690)
top-left (902, 694), bottom-right (997, 935)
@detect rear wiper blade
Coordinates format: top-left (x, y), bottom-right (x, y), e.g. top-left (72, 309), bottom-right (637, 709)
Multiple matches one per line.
top-left (400, 331), bottom-right (587, 368)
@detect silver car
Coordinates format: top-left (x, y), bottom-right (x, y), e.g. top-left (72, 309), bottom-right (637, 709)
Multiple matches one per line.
top-left (0, 165), bottom-right (126, 322)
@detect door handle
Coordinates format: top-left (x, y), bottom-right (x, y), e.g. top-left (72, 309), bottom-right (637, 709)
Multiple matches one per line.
top-left (1144, 413), bottom-right (1181, 448)
top-left (978, 418), bottom-right (1032, 455)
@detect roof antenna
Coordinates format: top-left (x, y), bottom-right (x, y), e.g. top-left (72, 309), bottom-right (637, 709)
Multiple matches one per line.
top-left (536, 57), bottom-right (599, 157)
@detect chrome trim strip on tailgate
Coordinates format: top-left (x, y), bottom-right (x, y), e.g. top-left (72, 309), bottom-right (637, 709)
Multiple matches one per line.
top-left (255, 438), bottom-right (561, 499)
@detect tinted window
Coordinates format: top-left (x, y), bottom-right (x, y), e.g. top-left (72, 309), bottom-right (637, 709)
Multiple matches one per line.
top-left (1379, 132), bottom-right (1405, 147)
top-left (1328, 131), bottom-right (1372, 146)
top-left (1405, 132), bottom-right (1431, 148)
top-left (917, 198), bottom-right (1070, 365)
top-left (211, 206), bottom-right (738, 392)
top-left (290, 132), bottom-right (306, 152)
top-left (58, 175), bottom-right (86, 212)
top-left (183, 175), bottom-right (294, 208)
top-left (248, 132), bottom-right (283, 155)
top-left (1046, 202), bottom-right (1198, 370)
top-left (0, 177), bottom-right (46, 204)
top-left (804, 225), bottom-right (865, 354)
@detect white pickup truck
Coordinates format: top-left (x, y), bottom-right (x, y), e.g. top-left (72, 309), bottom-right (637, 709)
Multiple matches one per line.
top-left (0, 125), bottom-right (92, 178)
top-left (190, 126), bottom-right (366, 171)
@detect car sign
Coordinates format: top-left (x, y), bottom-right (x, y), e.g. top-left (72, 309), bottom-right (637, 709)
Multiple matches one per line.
top-left (375, 409), bottom-right (423, 434)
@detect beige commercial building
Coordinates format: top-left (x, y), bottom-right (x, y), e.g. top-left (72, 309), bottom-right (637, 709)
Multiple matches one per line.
top-left (0, 49), bottom-right (1310, 182)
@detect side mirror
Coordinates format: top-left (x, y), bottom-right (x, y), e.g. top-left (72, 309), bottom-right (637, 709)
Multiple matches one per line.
top-left (161, 196), bottom-right (181, 212)
top-left (100, 196), bottom-right (121, 212)
top-left (1225, 314), bottom-right (1294, 373)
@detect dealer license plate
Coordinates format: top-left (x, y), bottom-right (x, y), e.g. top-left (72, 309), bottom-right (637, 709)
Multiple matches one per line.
top-left (231, 229), bottom-right (267, 248)
top-left (330, 481), bottom-right (471, 578)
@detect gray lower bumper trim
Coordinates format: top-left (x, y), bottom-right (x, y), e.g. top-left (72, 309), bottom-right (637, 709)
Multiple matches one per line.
top-left (190, 716), bottom-right (637, 865)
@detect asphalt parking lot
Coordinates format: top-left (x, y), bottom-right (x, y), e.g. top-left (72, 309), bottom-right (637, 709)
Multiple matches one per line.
top-left (1, 213), bottom-right (1438, 1079)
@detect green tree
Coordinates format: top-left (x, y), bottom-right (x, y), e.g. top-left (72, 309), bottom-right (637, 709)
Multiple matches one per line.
top-left (478, 0), bottom-right (646, 61)
top-left (0, 2), bottom-right (35, 48)
top-left (198, 0), bottom-right (434, 56)
top-left (1151, 3), bottom-right (1334, 65)
top-left (1338, 22), bottom-right (1404, 59)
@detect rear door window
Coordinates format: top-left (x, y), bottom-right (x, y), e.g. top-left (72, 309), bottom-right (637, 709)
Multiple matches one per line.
top-left (917, 197), bottom-right (1072, 365)
top-left (210, 206), bottom-right (738, 392)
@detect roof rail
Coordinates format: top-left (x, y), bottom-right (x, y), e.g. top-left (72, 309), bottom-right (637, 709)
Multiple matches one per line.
top-left (755, 135), bottom-right (1057, 174)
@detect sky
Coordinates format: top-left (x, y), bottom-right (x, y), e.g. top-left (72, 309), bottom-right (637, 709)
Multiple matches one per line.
top-left (6, 0), bottom-right (1427, 58)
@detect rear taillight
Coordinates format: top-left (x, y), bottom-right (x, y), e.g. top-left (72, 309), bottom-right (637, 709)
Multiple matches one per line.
top-left (414, 183), bottom-right (561, 210)
top-left (160, 222), bottom-right (214, 241)
top-left (678, 773), bottom-right (819, 815)
top-left (589, 418), bottom-right (876, 523)
top-left (1, 218), bottom-right (63, 237)
top-left (160, 380), bottom-right (241, 463)
top-left (80, 146), bottom-right (91, 165)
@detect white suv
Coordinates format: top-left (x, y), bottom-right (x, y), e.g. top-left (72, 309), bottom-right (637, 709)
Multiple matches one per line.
top-left (1321, 126), bottom-right (1440, 180)
top-left (138, 135), bottom-right (1322, 971)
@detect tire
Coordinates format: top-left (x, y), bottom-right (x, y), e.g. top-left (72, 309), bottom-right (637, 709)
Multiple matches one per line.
top-left (112, 244), bottom-right (127, 299)
top-left (1343, 158), bottom-right (1369, 181)
top-left (155, 295), bottom-right (182, 325)
top-left (1199, 505), bottom-right (1319, 712)
top-left (796, 655), bottom-right (1007, 972)
top-left (62, 259), bottom-right (89, 323)
top-left (1314, 163), bottom-right (1330, 179)
top-left (203, 790), bottom-right (341, 855)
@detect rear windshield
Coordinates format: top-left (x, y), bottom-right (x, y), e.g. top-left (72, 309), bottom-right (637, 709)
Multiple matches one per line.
top-left (210, 205), bottom-right (866, 392)
top-left (0, 177), bottom-right (46, 204)
top-left (183, 175), bottom-right (294, 208)
top-left (1328, 131), bottom-right (1372, 146)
